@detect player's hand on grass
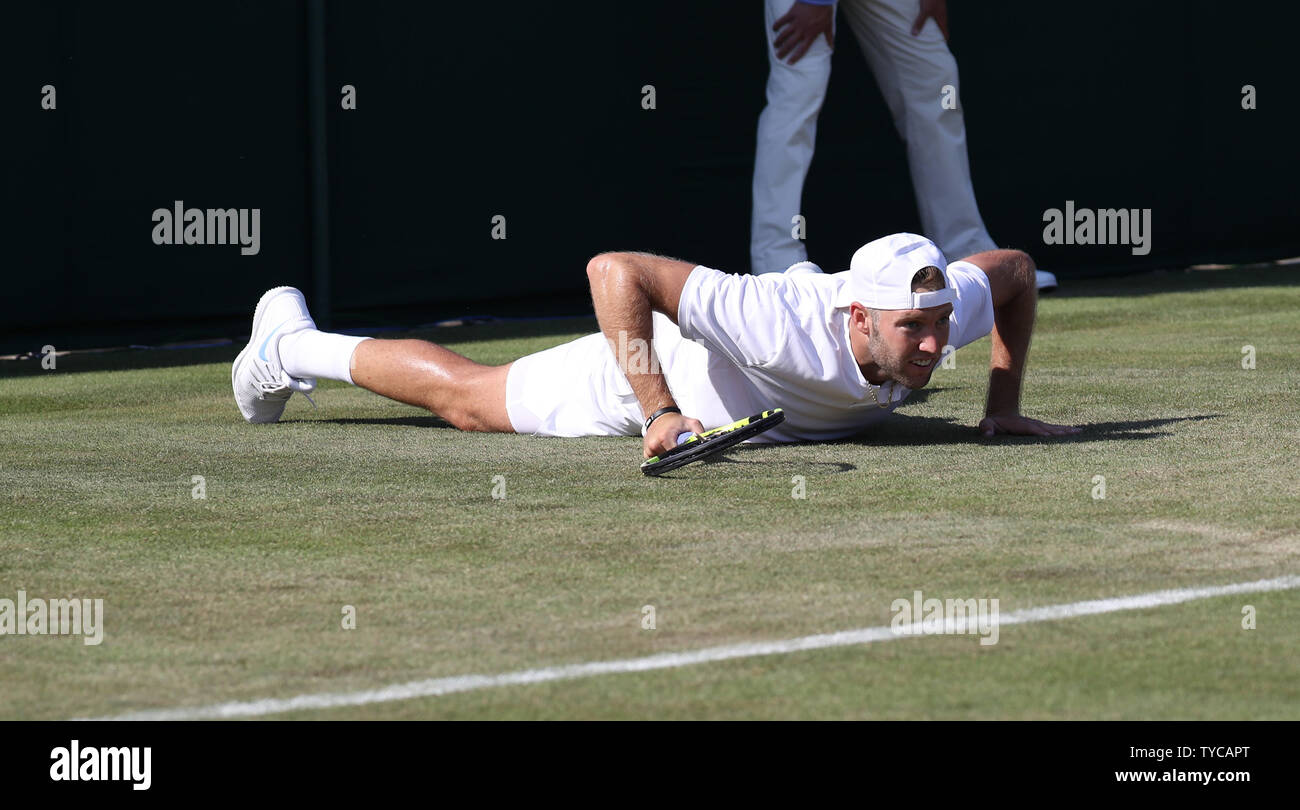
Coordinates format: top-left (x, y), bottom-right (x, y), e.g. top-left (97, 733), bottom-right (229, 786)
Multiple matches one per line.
top-left (978, 413), bottom-right (1082, 438)
top-left (911, 0), bottom-right (950, 40)
top-left (773, 1), bottom-right (834, 64)
top-left (644, 411), bottom-right (705, 459)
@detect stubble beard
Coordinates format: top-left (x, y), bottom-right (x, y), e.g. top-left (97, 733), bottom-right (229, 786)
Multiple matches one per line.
top-left (869, 330), bottom-right (931, 389)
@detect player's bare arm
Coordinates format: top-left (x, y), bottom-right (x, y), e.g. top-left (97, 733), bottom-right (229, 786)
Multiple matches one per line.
top-left (965, 249), bottom-right (1081, 438)
top-left (586, 252), bottom-right (705, 457)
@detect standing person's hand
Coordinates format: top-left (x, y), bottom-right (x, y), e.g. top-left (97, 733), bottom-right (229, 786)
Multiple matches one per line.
top-left (910, 0), bottom-right (949, 40)
top-left (773, 1), bottom-right (834, 64)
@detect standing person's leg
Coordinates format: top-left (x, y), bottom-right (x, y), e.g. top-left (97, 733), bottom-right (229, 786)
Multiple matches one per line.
top-left (751, 0), bottom-right (836, 275)
top-left (231, 286), bottom-right (513, 431)
top-left (839, 0), bottom-right (997, 259)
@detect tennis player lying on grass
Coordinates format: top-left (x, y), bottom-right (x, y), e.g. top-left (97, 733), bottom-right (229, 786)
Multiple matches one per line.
top-left (232, 232), bottom-right (1080, 458)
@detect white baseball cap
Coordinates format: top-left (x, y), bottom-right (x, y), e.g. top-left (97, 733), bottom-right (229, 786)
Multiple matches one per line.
top-left (833, 233), bottom-right (955, 310)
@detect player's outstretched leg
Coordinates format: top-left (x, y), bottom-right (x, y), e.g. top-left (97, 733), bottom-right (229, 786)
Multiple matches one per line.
top-left (231, 286), bottom-right (514, 432)
top-left (348, 339), bottom-right (513, 432)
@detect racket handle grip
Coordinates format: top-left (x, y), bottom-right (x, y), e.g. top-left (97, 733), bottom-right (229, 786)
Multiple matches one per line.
top-left (676, 432), bottom-right (696, 445)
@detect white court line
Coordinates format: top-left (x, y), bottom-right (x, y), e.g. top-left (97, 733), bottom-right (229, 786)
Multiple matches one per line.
top-left (85, 575), bottom-right (1300, 721)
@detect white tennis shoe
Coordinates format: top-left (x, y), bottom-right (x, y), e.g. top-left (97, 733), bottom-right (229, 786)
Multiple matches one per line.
top-left (232, 286), bottom-right (317, 424)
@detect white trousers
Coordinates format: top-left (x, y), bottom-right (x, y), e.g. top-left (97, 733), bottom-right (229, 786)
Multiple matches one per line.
top-left (751, 0), bottom-right (996, 274)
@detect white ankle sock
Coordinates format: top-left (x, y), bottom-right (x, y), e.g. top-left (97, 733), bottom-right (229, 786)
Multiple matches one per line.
top-left (278, 330), bottom-right (371, 384)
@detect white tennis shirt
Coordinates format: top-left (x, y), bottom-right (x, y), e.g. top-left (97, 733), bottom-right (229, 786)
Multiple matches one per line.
top-left (650, 260), bottom-right (996, 442)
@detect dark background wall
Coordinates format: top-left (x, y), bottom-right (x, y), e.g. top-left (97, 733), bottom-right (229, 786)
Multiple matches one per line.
top-left (4, 1), bottom-right (1297, 352)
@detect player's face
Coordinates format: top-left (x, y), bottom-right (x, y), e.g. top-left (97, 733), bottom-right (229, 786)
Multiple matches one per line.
top-left (868, 305), bottom-right (952, 388)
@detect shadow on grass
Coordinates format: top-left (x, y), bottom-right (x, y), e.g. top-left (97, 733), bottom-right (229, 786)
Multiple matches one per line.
top-left (284, 409), bottom-right (1220, 452)
top-left (895, 386), bottom-right (952, 405)
top-left (648, 414), bottom-right (1224, 477)
top-left (839, 413), bottom-right (1223, 447)
top-left (281, 415), bottom-right (457, 429)
top-left (651, 450), bottom-right (858, 479)
top-left (651, 414), bottom-right (1220, 476)
top-left (708, 454), bottom-right (855, 473)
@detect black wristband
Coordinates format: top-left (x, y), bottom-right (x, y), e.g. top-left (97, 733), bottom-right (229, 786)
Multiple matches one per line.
top-left (644, 406), bottom-right (682, 432)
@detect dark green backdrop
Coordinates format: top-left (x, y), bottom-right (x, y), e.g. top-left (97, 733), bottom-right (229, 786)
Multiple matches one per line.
top-left (4, 1), bottom-right (1296, 351)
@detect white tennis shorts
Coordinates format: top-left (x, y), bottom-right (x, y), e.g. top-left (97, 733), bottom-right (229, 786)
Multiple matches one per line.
top-left (505, 333), bottom-right (644, 437)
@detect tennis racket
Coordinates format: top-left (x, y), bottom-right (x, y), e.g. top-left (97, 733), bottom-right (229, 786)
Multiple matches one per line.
top-left (640, 408), bottom-right (785, 476)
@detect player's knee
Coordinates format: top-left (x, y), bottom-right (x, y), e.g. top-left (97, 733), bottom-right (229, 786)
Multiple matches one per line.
top-left (586, 252), bottom-right (625, 283)
top-left (1007, 249), bottom-right (1037, 288)
top-left (434, 386), bottom-right (502, 433)
top-left (438, 405), bottom-right (484, 432)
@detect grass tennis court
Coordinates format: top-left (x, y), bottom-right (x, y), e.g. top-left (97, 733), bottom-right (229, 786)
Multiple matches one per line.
top-left (2, 264), bottom-right (1297, 720)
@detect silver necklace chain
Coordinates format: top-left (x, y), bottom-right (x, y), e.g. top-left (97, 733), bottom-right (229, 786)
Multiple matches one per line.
top-left (869, 380), bottom-right (894, 408)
